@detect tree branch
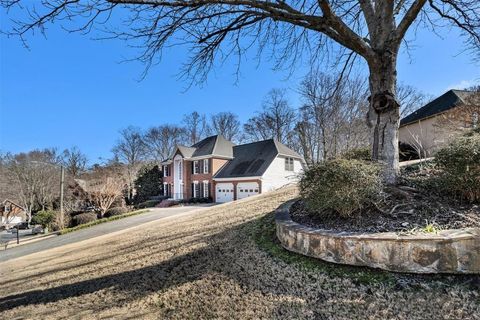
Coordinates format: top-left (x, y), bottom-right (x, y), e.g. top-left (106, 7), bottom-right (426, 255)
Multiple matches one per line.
top-left (395, 0), bottom-right (427, 43)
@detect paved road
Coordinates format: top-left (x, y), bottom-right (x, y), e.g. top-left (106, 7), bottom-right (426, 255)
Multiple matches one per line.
top-left (0, 206), bottom-right (210, 262)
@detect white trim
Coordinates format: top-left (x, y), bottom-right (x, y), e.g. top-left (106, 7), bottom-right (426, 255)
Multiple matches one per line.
top-left (214, 176), bottom-right (261, 181)
top-left (277, 153), bottom-right (303, 160)
top-left (189, 155), bottom-right (233, 161)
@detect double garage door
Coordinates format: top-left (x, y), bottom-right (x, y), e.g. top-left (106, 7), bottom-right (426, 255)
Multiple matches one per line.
top-left (215, 182), bottom-right (260, 203)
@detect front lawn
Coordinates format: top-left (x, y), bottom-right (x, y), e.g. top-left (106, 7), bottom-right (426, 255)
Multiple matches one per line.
top-left (1, 187), bottom-right (478, 319)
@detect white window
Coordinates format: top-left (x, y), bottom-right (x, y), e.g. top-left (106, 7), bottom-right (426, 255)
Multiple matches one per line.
top-left (193, 161), bottom-right (199, 174)
top-left (203, 181), bottom-right (209, 197)
top-left (193, 181), bottom-right (200, 198)
top-left (203, 159), bottom-right (209, 174)
top-left (163, 183), bottom-right (168, 196)
top-left (285, 157), bottom-right (294, 171)
top-left (163, 165), bottom-right (169, 177)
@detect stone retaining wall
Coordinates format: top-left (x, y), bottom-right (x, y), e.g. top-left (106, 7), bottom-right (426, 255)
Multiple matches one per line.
top-left (275, 201), bottom-right (480, 274)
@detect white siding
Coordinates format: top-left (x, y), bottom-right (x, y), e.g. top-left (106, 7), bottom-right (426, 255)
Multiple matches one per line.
top-left (261, 156), bottom-right (304, 192)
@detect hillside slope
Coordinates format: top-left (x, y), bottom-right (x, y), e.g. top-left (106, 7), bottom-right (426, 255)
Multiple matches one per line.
top-left (0, 186), bottom-right (478, 319)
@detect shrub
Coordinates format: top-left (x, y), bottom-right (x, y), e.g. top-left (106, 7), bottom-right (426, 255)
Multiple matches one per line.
top-left (135, 200), bottom-right (161, 209)
top-left (133, 165), bottom-right (163, 204)
top-left (104, 207), bottom-right (128, 218)
top-left (72, 212), bottom-right (97, 226)
top-left (435, 132), bottom-right (480, 203)
top-left (31, 210), bottom-right (56, 229)
top-left (341, 147), bottom-right (371, 161)
top-left (156, 200), bottom-right (179, 208)
top-left (300, 159), bottom-right (383, 217)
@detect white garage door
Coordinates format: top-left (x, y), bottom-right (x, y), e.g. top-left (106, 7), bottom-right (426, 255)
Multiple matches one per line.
top-left (237, 182), bottom-right (260, 200)
top-left (216, 183), bottom-right (234, 203)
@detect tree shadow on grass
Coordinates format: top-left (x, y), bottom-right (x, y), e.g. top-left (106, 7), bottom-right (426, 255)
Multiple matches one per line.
top-left (1, 206), bottom-right (479, 315)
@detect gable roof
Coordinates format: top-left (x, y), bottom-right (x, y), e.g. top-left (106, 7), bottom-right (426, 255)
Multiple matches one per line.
top-left (400, 89), bottom-right (471, 126)
top-left (191, 135), bottom-right (235, 158)
top-left (214, 139), bottom-right (302, 179)
top-left (166, 135), bottom-right (235, 162)
top-left (176, 145), bottom-right (196, 158)
top-left (1, 199), bottom-right (25, 211)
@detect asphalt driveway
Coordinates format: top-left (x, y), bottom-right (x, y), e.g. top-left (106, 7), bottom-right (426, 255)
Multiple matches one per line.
top-left (0, 205), bottom-right (211, 262)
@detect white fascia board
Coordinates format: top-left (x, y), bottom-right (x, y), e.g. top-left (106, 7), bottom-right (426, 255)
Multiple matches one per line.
top-left (277, 153), bottom-right (304, 160)
top-left (189, 155), bottom-right (234, 161)
top-left (213, 176), bottom-right (261, 182)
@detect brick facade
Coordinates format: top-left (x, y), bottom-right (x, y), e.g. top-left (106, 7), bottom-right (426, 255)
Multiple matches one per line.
top-left (164, 155), bottom-right (230, 200)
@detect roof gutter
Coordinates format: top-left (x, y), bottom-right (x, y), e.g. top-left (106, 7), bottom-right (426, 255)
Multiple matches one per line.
top-left (213, 176), bottom-right (261, 182)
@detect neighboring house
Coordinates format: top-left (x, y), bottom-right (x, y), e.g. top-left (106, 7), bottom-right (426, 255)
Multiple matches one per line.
top-left (399, 89), bottom-right (478, 157)
top-left (161, 135), bottom-right (305, 203)
top-left (1, 199), bottom-right (27, 227)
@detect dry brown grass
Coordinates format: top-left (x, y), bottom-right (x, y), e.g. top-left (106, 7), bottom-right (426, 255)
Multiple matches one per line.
top-left (0, 186), bottom-right (479, 319)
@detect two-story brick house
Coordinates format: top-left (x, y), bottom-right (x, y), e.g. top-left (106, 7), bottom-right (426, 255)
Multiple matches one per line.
top-left (161, 135), bottom-right (305, 203)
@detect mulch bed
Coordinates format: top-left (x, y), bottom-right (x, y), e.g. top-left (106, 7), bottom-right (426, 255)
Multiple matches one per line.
top-left (290, 180), bottom-right (480, 234)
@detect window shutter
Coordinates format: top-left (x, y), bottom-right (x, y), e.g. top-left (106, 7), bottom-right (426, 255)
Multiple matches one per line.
top-left (191, 183), bottom-right (195, 198)
top-left (199, 182), bottom-right (204, 198)
top-left (200, 160), bottom-right (204, 174)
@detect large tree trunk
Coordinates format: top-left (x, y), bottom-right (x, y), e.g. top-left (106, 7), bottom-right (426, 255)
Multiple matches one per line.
top-left (367, 54), bottom-right (400, 184)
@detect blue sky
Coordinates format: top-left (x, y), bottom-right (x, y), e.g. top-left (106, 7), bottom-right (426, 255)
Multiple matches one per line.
top-left (0, 7), bottom-right (479, 163)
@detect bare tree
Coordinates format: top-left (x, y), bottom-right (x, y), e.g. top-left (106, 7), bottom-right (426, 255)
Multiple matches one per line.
top-left (2, 149), bottom-right (61, 222)
top-left (397, 83), bottom-right (431, 118)
top-left (244, 89), bottom-right (296, 145)
top-left (143, 125), bottom-right (187, 161)
top-left (182, 111), bottom-right (209, 145)
top-left (112, 126), bottom-right (147, 203)
top-left (297, 72), bottom-right (369, 163)
top-left (4, 0), bottom-right (480, 182)
top-left (210, 112), bottom-right (242, 142)
top-left (77, 162), bottom-right (127, 215)
top-left (62, 146), bottom-right (88, 177)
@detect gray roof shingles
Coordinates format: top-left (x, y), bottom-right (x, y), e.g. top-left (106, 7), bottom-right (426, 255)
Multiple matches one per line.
top-left (191, 135), bottom-right (235, 158)
top-left (400, 89), bottom-right (471, 126)
top-left (214, 139), bottom-right (300, 179)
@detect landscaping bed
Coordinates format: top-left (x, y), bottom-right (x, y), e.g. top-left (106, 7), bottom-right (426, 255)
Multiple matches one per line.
top-left (293, 154), bottom-right (480, 234)
top-left (290, 191), bottom-right (480, 234)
